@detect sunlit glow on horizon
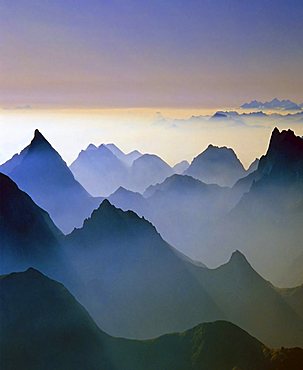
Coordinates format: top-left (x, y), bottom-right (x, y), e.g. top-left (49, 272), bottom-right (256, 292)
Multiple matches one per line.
top-left (1, 108), bottom-right (303, 170)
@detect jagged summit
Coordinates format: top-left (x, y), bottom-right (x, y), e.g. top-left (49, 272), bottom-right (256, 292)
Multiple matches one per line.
top-left (258, 128), bottom-right (303, 178)
top-left (268, 128), bottom-right (303, 153)
top-left (76, 198), bottom-right (150, 233)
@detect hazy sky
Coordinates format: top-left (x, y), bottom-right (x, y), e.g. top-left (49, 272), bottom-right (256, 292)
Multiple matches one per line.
top-left (1, 0), bottom-right (303, 108)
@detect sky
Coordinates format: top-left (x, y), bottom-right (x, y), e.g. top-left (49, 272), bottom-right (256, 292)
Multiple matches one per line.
top-left (1, 0), bottom-right (303, 108)
top-left (0, 1), bottom-right (302, 167)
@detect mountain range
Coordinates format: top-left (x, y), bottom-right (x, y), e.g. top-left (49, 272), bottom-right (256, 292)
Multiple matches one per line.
top-left (1, 171), bottom-right (301, 346)
top-left (203, 128), bottom-right (303, 286)
top-left (1, 268), bottom-right (302, 370)
top-left (64, 200), bottom-right (303, 347)
top-left (1, 125), bottom-right (303, 367)
top-left (105, 127), bottom-right (303, 287)
top-left (70, 142), bottom-right (173, 195)
top-left (0, 130), bottom-right (101, 233)
top-left (108, 174), bottom-right (239, 259)
top-left (70, 143), bottom-right (129, 197)
top-left (241, 98), bottom-right (302, 111)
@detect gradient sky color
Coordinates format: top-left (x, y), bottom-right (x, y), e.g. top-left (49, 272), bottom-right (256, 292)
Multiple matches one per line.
top-left (1, 0), bottom-right (303, 108)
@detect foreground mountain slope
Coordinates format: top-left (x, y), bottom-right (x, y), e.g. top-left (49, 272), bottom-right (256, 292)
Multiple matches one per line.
top-left (0, 130), bottom-right (100, 233)
top-left (0, 268), bottom-right (112, 370)
top-left (185, 144), bottom-right (246, 186)
top-left (65, 201), bottom-right (303, 347)
top-left (65, 199), bottom-right (223, 338)
top-left (1, 269), bottom-right (303, 370)
top-left (191, 251), bottom-right (303, 347)
top-left (0, 172), bottom-right (61, 275)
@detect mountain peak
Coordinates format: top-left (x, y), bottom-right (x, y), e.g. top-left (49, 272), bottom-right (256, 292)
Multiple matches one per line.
top-left (33, 129), bottom-right (48, 143)
top-left (266, 128), bottom-right (303, 159)
top-left (86, 144), bottom-right (97, 151)
top-left (99, 198), bottom-right (112, 208)
top-left (29, 129), bottom-right (52, 150)
top-left (25, 267), bottom-right (45, 276)
top-left (229, 250), bottom-right (248, 263)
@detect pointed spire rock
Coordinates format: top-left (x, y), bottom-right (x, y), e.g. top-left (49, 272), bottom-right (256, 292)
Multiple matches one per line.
top-left (30, 129), bottom-right (52, 149)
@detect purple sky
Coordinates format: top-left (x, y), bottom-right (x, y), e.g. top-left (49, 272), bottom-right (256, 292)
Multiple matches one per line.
top-left (1, 0), bottom-right (303, 108)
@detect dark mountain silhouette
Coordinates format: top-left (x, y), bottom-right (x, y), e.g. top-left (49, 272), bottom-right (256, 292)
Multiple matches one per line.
top-left (0, 172), bottom-right (62, 275)
top-left (173, 159), bottom-right (189, 174)
top-left (65, 200), bottom-right (303, 346)
top-left (1, 268), bottom-right (303, 370)
top-left (185, 144), bottom-right (246, 186)
top-left (0, 130), bottom-right (100, 233)
top-left (0, 268), bottom-right (112, 370)
top-left (65, 199), bottom-right (223, 338)
top-left (204, 128), bottom-right (303, 286)
top-left (70, 143), bottom-right (128, 196)
top-left (129, 153), bottom-right (173, 192)
top-left (191, 250), bottom-right (303, 347)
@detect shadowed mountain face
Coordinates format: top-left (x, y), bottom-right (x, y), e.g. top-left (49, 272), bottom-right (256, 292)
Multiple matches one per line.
top-left (65, 199), bottom-right (223, 339)
top-left (0, 268), bottom-right (112, 370)
top-left (65, 200), bottom-right (303, 347)
top-left (185, 144), bottom-right (246, 187)
top-left (208, 128), bottom-right (303, 286)
top-left (190, 251), bottom-right (303, 348)
top-left (247, 158), bottom-right (259, 174)
top-left (0, 173), bottom-right (62, 275)
top-left (1, 269), bottom-right (303, 370)
top-left (0, 130), bottom-right (100, 233)
top-left (108, 174), bottom-right (241, 260)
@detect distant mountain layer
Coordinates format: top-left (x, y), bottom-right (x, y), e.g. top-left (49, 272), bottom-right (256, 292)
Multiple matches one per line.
top-left (70, 143), bottom-right (173, 196)
top-left (0, 130), bottom-right (100, 233)
top-left (1, 268), bottom-right (303, 370)
top-left (185, 144), bottom-right (246, 187)
top-left (241, 98), bottom-right (302, 111)
top-left (70, 143), bottom-right (129, 197)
